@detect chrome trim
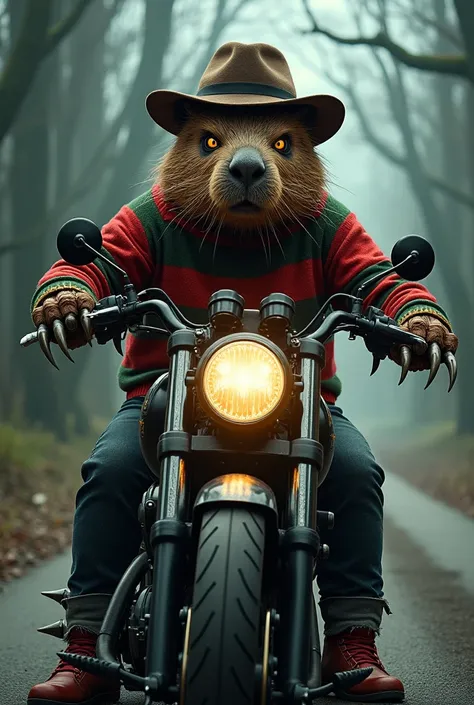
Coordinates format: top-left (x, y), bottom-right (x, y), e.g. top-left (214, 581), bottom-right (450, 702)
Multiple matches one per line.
top-left (157, 347), bottom-right (192, 520)
top-left (194, 473), bottom-right (278, 514)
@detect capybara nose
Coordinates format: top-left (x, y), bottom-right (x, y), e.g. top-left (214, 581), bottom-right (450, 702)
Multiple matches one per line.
top-left (228, 147), bottom-right (266, 188)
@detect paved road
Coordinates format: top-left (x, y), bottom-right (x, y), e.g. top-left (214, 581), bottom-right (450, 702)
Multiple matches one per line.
top-left (1, 473), bottom-right (474, 705)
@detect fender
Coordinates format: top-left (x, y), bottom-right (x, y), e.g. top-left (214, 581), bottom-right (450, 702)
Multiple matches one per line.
top-left (194, 473), bottom-right (278, 520)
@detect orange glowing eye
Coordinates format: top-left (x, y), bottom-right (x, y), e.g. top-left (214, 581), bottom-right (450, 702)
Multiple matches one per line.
top-left (206, 136), bottom-right (219, 149)
top-left (274, 138), bottom-right (287, 151)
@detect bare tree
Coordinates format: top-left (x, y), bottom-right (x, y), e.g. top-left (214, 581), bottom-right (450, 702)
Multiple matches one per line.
top-left (0, 0), bottom-right (95, 145)
top-left (300, 0), bottom-right (474, 433)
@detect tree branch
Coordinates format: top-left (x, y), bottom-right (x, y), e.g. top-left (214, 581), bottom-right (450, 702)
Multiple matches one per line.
top-left (0, 0), bottom-right (94, 146)
top-left (325, 68), bottom-right (474, 209)
top-left (45, 0), bottom-right (95, 56)
top-left (301, 0), bottom-right (470, 80)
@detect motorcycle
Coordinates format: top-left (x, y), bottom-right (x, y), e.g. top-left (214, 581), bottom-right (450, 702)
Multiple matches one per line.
top-left (21, 219), bottom-right (456, 704)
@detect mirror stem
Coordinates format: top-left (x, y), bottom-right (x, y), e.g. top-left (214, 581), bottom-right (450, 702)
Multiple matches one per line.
top-left (74, 234), bottom-right (131, 286)
top-left (355, 251), bottom-right (417, 300)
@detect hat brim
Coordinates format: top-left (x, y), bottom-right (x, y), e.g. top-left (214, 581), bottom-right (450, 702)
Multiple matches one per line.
top-left (146, 90), bottom-right (345, 146)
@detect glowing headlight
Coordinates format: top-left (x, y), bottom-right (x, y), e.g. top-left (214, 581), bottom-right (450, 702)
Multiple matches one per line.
top-left (198, 336), bottom-right (290, 426)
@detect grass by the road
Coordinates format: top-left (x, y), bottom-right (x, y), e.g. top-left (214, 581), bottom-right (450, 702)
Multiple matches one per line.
top-left (369, 421), bottom-right (474, 519)
top-left (1, 417), bottom-right (473, 587)
top-left (0, 421), bottom-right (102, 586)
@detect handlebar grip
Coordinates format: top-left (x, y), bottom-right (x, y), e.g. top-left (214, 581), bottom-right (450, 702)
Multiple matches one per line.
top-left (375, 321), bottom-right (428, 351)
top-left (20, 331), bottom-right (39, 347)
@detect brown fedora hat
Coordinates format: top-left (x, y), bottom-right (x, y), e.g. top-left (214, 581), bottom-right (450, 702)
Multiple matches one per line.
top-left (146, 42), bottom-right (345, 145)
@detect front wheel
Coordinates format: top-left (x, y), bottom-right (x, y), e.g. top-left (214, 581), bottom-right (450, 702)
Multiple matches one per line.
top-left (182, 507), bottom-right (267, 705)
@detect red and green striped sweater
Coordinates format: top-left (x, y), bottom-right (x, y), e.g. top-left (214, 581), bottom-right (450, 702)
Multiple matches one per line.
top-left (32, 185), bottom-right (451, 404)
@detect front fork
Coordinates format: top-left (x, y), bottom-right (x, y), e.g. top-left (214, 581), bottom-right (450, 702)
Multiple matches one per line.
top-left (279, 338), bottom-right (327, 699)
top-left (143, 330), bottom-right (195, 693)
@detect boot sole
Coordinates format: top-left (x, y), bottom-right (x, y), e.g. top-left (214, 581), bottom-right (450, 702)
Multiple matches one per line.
top-left (27, 692), bottom-right (120, 705)
top-left (334, 690), bottom-right (405, 702)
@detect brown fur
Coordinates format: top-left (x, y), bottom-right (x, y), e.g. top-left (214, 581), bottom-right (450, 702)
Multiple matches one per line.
top-left (157, 103), bottom-right (326, 233)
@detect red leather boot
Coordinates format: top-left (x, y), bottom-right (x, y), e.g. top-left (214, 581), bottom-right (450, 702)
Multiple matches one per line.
top-left (27, 627), bottom-right (120, 705)
top-left (321, 627), bottom-right (405, 702)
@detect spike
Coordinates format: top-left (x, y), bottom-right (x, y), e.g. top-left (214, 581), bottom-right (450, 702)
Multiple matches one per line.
top-left (370, 356), bottom-right (380, 376)
top-left (398, 345), bottom-right (411, 385)
top-left (80, 308), bottom-right (93, 344)
top-left (38, 323), bottom-right (59, 369)
top-left (443, 351), bottom-right (457, 392)
top-left (113, 335), bottom-right (123, 356)
top-left (37, 619), bottom-right (67, 639)
top-left (41, 588), bottom-right (70, 605)
top-left (53, 319), bottom-right (74, 362)
top-left (425, 342), bottom-right (441, 389)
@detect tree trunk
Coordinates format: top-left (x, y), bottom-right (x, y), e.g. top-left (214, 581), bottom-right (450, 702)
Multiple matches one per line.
top-left (95, 0), bottom-right (175, 225)
top-left (9, 2), bottom-right (61, 430)
top-left (386, 58), bottom-right (474, 433)
top-left (454, 0), bottom-right (474, 80)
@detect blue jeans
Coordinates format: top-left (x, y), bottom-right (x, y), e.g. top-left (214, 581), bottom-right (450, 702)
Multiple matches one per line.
top-left (66, 397), bottom-right (389, 636)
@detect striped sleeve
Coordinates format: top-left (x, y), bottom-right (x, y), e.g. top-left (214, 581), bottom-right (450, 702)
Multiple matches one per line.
top-left (320, 195), bottom-right (452, 329)
top-left (31, 189), bottom-right (159, 312)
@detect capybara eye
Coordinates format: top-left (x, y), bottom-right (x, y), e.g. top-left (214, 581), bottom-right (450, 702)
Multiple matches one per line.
top-left (273, 136), bottom-right (291, 155)
top-left (201, 134), bottom-right (220, 152)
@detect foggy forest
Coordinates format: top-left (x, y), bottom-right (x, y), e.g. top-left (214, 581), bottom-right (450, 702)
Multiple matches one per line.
top-left (0, 0), bottom-right (473, 610)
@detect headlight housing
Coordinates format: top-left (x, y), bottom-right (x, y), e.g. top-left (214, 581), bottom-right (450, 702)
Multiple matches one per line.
top-left (195, 333), bottom-right (292, 428)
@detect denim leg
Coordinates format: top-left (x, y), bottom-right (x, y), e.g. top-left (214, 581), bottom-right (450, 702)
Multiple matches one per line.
top-left (316, 405), bottom-right (390, 635)
top-left (65, 396), bottom-right (152, 634)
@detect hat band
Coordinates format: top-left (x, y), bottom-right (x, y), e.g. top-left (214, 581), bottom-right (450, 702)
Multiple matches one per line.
top-left (197, 81), bottom-right (295, 100)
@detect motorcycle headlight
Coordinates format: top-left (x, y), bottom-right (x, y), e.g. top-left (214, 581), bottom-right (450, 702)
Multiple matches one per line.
top-left (195, 334), bottom-right (291, 427)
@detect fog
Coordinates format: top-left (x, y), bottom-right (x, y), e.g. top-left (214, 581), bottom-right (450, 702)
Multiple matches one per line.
top-left (0, 0), bottom-right (472, 438)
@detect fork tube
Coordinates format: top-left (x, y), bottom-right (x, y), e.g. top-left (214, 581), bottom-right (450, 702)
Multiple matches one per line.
top-left (145, 330), bottom-right (195, 691)
top-left (157, 331), bottom-right (194, 520)
top-left (281, 339), bottom-right (325, 696)
top-left (289, 339), bottom-right (325, 528)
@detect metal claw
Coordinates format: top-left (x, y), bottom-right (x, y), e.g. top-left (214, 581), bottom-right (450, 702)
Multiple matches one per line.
top-left (64, 313), bottom-right (77, 332)
top-left (113, 335), bottom-right (123, 356)
top-left (424, 342), bottom-right (442, 390)
top-left (370, 356), bottom-right (380, 376)
top-left (38, 324), bottom-right (59, 370)
top-left (443, 351), bottom-right (457, 392)
top-left (37, 619), bottom-right (67, 639)
top-left (53, 319), bottom-right (74, 362)
top-left (398, 345), bottom-right (411, 385)
top-left (80, 308), bottom-right (93, 345)
top-left (41, 588), bottom-right (70, 605)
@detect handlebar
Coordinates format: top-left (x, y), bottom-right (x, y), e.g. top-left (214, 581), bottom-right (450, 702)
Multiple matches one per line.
top-left (20, 289), bottom-right (428, 353)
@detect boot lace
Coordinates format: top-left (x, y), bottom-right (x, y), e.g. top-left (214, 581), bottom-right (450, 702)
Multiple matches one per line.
top-left (52, 629), bottom-right (97, 675)
top-left (339, 628), bottom-right (386, 671)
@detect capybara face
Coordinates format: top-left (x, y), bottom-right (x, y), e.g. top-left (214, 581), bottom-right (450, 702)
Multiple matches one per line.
top-left (158, 104), bottom-right (326, 231)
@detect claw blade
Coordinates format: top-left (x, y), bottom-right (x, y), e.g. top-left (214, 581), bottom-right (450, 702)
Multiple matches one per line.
top-left (398, 345), bottom-right (411, 385)
top-left (370, 356), bottom-right (380, 376)
top-left (38, 324), bottom-right (59, 370)
top-left (53, 320), bottom-right (74, 362)
top-left (80, 308), bottom-right (93, 345)
top-left (443, 351), bottom-right (457, 392)
top-left (64, 313), bottom-right (77, 332)
top-left (113, 335), bottom-right (123, 356)
top-left (425, 342), bottom-right (441, 390)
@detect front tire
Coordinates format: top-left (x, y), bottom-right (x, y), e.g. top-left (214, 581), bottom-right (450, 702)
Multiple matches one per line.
top-left (182, 507), bottom-right (266, 705)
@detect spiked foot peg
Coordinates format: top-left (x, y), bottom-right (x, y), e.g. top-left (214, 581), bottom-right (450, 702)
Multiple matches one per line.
top-left (38, 619), bottom-right (67, 639)
top-left (41, 587), bottom-right (69, 605)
